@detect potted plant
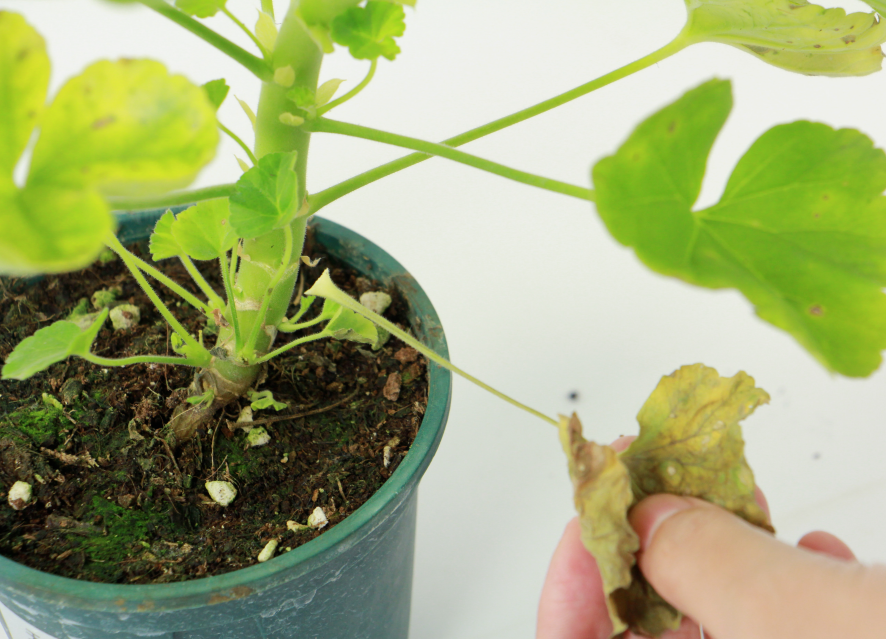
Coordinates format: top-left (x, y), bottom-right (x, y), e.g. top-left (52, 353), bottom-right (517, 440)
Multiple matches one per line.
top-left (2, 0), bottom-right (886, 637)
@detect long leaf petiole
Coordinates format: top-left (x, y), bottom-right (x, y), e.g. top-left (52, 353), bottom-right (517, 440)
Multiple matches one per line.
top-left (305, 271), bottom-right (559, 427)
top-left (180, 255), bottom-right (225, 309)
top-left (105, 233), bottom-right (211, 363)
top-left (306, 117), bottom-right (595, 202)
top-left (104, 239), bottom-right (213, 314)
top-left (137, 0), bottom-right (273, 80)
top-left (308, 36), bottom-right (688, 213)
top-left (84, 354), bottom-right (206, 368)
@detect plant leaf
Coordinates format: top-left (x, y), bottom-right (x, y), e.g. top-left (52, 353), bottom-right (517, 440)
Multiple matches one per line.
top-left (861, 0), bottom-right (886, 15)
top-left (170, 198), bottom-right (238, 260)
top-left (331, 1), bottom-right (406, 61)
top-left (148, 209), bottom-right (183, 261)
top-left (202, 78), bottom-right (229, 111)
top-left (0, 12), bottom-right (50, 176)
top-left (255, 11), bottom-right (278, 53)
top-left (323, 302), bottom-right (380, 345)
top-left (28, 59), bottom-right (219, 197)
top-left (0, 184), bottom-right (115, 276)
top-left (683, 0), bottom-right (886, 76)
top-left (175, 0), bottom-right (226, 18)
top-left (229, 151), bottom-right (299, 239)
top-left (557, 414), bottom-right (638, 637)
top-left (248, 389), bottom-right (287, 411)
top-left (316, 78), bottom-right (345, 106)
top-left (559, 365), bottom-right (771, 637)
top-left (623, 365), bottom-right (771, 526)
top-left (592, 79), bottom-right (886, 377)
top-left (1, 309), bottom-right (108, 380)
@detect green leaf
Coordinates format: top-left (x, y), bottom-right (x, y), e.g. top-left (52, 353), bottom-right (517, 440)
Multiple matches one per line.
top-left (683, 0), bottom-right (886, 76)
top-left (248, 389), bottom-right (287, 411)
top-left (593, 79), bottom-right (886, 377)
top-left (229, 151), bottom-right (299, 239)
top-left (331, 1), bottom-right (406, 61)
top-left (1, 309), bottom-right (108, 380)
top-left (286, 86), bottom-right (317, 109)
top-left (0, 184), bottom-right (115, 276)
top-left (323, 301), bottom-right (380, 345)
top-left (170, 198), bottom-right (238, 260)
top-left (148, 209), bottom-right (183, 261)
top-left (175, 0), bottom-right (226, 19)
top-left (558, 365), bottom-right (771, 638)
top-left (861, 0), bottom-right (886, 15)
top-left (0, 12), bottom-right (50, 176)
top-left (202, 78), bottom-right (229, 111)
top-left (28, 59), bottom-right (219, 197)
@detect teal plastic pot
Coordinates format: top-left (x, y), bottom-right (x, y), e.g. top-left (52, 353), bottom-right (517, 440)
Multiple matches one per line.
top-left (0, 209), bottom-right (451, 639)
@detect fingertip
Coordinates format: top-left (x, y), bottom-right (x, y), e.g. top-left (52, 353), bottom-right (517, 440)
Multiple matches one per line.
top-left (537, 518), bottom-right (612, 639)
top-left (629, 493), bottom-right (697, 550)
top-left (797, 530), bottom-right (856, 561)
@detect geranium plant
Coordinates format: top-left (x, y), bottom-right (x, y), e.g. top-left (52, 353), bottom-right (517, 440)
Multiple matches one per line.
top-left (2, 0), bottom-right (886, 635)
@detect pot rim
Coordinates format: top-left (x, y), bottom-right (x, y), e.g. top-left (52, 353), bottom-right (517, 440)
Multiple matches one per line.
top-left (0, 211), bottom-right (451, 605)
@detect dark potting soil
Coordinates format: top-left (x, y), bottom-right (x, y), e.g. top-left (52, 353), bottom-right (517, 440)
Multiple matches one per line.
top-left (0, 228), bottom-right (428, 584)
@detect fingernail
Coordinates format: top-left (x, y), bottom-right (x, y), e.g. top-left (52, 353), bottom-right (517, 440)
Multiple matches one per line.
top-left (630, 494), bottom-right (696, 550)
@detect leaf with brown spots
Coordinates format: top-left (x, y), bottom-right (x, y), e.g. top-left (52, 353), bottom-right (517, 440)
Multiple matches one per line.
top-left (559, 364), bottom-right (772, 637)
top-left (683, 0), bottom-right (886, 76)
top-left (594, 79), bottom-right (886, 377)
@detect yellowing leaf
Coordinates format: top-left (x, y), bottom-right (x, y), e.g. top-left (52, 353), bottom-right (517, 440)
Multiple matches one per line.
top-left (28, 59), bottom-right (219, 197)
top-left (622, 364), bottom-right (771, 529)
top-left (559, 365), bottom-right (772, 637)
top-left (316, 78), bottom-right (346, 106)
top-left (557, 414), bottom-right (638, 637)
top-left (0, 185), bottom-right (114, 276)
top-left (255, 11), bottom-right (278, 53)
top-left (0, 12), bottom-right (50, 176)
top-left (682, 0), bottom-right (886, 76)
top-left (237, 96), bottom-right (257, 131)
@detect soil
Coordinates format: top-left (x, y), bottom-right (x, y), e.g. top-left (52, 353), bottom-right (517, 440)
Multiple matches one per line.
top-left (0, 227), bottom-right (428, 584)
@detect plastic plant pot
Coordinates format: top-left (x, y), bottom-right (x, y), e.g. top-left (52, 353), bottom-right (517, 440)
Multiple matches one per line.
top-left (0, 209), bottom-right (452, 639)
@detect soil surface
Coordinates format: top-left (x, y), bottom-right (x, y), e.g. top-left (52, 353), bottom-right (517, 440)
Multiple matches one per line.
top-left (0, 228), bottom-right (428, 584)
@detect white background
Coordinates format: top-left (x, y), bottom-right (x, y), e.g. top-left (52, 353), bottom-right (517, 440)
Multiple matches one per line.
top-left (2, 1), bottom-right (886, 638)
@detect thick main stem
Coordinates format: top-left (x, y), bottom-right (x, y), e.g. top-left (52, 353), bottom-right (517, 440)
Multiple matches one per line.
top-left (170, 3), bottom-right (325, 442)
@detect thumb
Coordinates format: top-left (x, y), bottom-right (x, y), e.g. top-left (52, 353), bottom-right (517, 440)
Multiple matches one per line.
top-left (630, 494), bottom-right (886, 639)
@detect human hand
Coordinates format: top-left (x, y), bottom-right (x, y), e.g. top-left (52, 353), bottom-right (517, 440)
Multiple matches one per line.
top-left (537, 438), bottom-right (885, 639)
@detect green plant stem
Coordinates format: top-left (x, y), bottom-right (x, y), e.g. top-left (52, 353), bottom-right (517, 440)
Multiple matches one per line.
top-left (317, 59), bottom-right (377, 116)
top-left (180, 255), bottom-right (225, 309)
top-left (278, 315), bottom-right (326, 333)
top-left (105, 233), bottom-right (210, 360)
top-left (108, 184), bottom-right (237, 211)
top-left (261, 0), bottom-right (274, 19)
top-left (85, 354), bottom-right (205, 368)
top-left (309, 36), bottom-right (688, 213)
top-left (221, 7), bottom-right (266, 56)
top-left (251, 331), bottom-right (330, 365)
top-left (105, 239), bottom-right (212, 314)
top-left (307, 273), bottom-right (558, 427)
top-left (220, 252), bottom-right (243, 350)
top-left (219, 123), bottom-right (258, 165)
top-left (137, 0), bottom-right (273, 81)
top-left (308, 117), bottom-right (595, 201)
top-left (240, 225), bottom-right (294, 358)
